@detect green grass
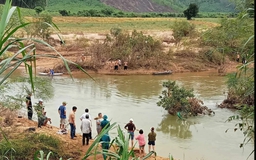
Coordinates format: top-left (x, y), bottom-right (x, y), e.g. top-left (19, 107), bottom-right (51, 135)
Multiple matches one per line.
top-left (0, 133), bottom-right (68, 159)
top-left (52, 17), bottom-right (221, 33)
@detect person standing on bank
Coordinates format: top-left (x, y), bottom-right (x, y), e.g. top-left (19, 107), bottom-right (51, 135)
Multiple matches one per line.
top-left (26, 92), bottom-right (33, 120)
top-left (68, 106), bottom-right (77, 139)
top-left (135, 129), bottom-right (146, 156)
top-left (81, 114), bottom-right (92, 145)
top-left (34, 99), bottom-right (45, 128)
top-left (58, 102), bottom-right (67, 130)
top-left (148, 127), bottom-right (156, 152)
top-left (95, 113), bottom-right (103, 135)
top-left (124, 61), bottom-right (128, 70)
top-left (236, 53), bottom-right (240, 62)
top-left (80, 108), bottom-right (92, 139)
top-left (101, 115), bottom-right (110, 132)
top-left (100, 132), bottom-right (111, 160)
top-left (124, 118), bottom-right (136, 147)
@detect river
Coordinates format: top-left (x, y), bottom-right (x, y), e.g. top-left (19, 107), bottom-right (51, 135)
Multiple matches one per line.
top-left (9, 70), bottom-right (255, 160)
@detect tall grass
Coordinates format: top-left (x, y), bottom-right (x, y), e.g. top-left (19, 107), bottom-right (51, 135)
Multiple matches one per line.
top-left (49, 17), bottom-right (220, 33)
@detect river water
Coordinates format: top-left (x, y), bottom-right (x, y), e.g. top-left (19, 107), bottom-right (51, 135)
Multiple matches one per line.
top-left (9, 70), bottom-right (255, 160)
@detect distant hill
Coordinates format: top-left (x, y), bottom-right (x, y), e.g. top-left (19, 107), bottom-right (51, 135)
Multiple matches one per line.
top-left (0, 0), bottom-right (236, 13)
top-left (100, 0), bottom-right (235, 13)
top-left (100, 0), bottom-right (174, 13)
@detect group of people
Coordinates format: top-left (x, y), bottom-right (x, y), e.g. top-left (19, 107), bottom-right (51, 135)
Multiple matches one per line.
top-left (25, 96), bottom-right (156, 158)
top-left (107, 59), bottom-right (128, 70)
top-left (124, 118), bottom-right (156, 156)
top-left (236, 53), bottom-right (248, 64)
top-left (26, 93), bottom-right (51, 128)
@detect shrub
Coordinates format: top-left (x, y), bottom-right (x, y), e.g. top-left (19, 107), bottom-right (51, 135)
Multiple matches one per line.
top-left (171, 20), bottom-right (195, 43)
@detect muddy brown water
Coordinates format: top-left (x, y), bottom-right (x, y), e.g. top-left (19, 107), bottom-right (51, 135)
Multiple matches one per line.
top-left (9, 70), bottom-right (254, 160)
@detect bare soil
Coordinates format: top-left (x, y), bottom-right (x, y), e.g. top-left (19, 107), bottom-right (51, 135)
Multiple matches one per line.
top-left (33, 31), bottom-right (239, 75)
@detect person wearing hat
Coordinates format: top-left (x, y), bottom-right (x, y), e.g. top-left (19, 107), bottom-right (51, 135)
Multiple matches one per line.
top-left (100, 115), bottom-right (110, 132)
top-left (25, 92), bottom-right (33, 120)
top-left (58, 101), bottom-right (67, 130)
top-left (148, 127), bottom-right (156, 152)
top-left (34, 99), bottom-right (45, 128)
top-left (124, 118), bottom-right (136, 147)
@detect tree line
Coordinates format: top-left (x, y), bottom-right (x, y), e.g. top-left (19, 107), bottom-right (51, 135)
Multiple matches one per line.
top-left (0, 0), bottom-right (46, 9)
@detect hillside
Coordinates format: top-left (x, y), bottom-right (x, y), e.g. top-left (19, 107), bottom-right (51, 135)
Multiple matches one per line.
top-left (46, 0), bottom-right (235, 13)
top-left (100, 0), bottom-right (174, 13)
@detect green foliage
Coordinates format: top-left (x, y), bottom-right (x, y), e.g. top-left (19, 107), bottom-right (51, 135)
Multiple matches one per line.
top-left (0, 0), bottom-right (47, 9)
top-left (152, 0), bottom-right (235, 12)
top-left (0, 77), bottom-right (54, 110)
top-left (26, 13), bottom-right (53, 40)
top-left (157, 80), bottom-right (214, 118)
top-left (222, 4), bottom-right (254, 159)
top-left (88, 29), bottom-right (167, 70)
top-left (171, 20), bottom-right (195, 43)
top-left (201, 15), bottom-right (254, 55)
top-left (157, 81), bottom-right (194, 111)
top-left (34, 150), bottom-right (72, 160)
top-left (59, 10), bottom-right (69, 16)
top-left (0, 133), bottom-right (71, 160)
top-left (201, 49), bottom-right (224, 65)
top-left (83, 122), bottom-right (156, 160)
top-left (183, 3), bottom-right (199, 20)
top-left (35, 6), bottom-right (44, 15)
top-left (44, 0), bottom-right (235, 14)
top-left (225, 104), bottom-right (254, 159)
top-left (0, 0), bottom-right (93, 92)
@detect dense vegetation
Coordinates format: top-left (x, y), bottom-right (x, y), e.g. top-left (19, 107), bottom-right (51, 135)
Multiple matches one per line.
top-left (157, 81), bottom-right (214, 118)
top-left (0, 0), bottom-right (237, 18)
top-left (152, 0), bottom-right (235, 12)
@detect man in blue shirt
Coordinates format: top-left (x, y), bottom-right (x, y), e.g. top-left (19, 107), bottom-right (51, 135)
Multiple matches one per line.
top-left (58, 101), bottom-right (67, 130)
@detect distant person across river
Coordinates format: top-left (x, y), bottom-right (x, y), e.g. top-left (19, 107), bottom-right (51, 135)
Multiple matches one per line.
top-left (124, 61), bottom-right (128, 70)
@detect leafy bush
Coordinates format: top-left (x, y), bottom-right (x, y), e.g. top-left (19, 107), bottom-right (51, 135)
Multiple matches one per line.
top-left (171, 20), bottom-right (195, 43)
top-left (26, 13), bottom-right (53, 41)
top-left (0, 133), bottom-right (65, 160)
top-left (85, 29), bottom-right (168, 70)
top-left (201, 16), bottom-right (254, 56)
top-left (157, 80), bottom-right (214, 118)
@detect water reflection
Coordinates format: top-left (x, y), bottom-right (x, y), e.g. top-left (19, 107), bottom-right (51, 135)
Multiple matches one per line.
top-left (74, 75), bottom-right (163, 102)
top-left (157, 114), bottom-right (199, 139)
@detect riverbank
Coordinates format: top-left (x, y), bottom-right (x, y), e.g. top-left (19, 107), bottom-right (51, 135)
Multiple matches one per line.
top-left (0, 110), bottom-right (170, 160)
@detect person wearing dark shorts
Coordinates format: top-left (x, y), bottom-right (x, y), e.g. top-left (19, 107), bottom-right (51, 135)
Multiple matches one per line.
top-left (148, 127), bottom-right (156, 152)
top-left (114, 61), bottom-right (118, 70)
top-left (124, 118), bottom-right (136, 147)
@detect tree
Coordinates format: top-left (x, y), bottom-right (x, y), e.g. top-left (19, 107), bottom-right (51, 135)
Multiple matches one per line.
top-left (34, 6), bottom-right (44, 15)
top-left (183, 3), bottom-right (199, 20)
top-left (59, 10), bottom-right (69, 16)
top-left (157, 81), bottom-right (214, 119)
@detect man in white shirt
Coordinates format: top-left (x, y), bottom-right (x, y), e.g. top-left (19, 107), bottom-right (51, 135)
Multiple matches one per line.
top-left (80, 108), bottom-right (91, 121)
top-left (80, 108), bottom-right (92, 139)
top-left (80, 114), bottom-right (91, 145)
